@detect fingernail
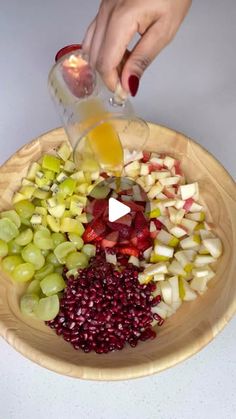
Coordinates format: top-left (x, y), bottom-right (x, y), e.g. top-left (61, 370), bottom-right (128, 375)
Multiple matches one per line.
top-left (128, 75), bottom-right (140, 97)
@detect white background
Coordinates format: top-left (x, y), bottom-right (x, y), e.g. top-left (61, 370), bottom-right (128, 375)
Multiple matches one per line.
top-left (0, 1), bottom-right (236, 418)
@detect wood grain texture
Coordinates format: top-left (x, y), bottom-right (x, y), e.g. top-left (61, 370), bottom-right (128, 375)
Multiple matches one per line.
top-left (0, 123), bottom-right (236, 381)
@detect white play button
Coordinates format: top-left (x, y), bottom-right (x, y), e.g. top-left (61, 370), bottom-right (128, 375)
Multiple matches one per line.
top-left (108, 198), bottom-right (131, 222)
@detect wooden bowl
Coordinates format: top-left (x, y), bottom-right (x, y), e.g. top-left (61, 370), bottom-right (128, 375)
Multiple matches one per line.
top-left (0, 124), bottom-right (236, 380)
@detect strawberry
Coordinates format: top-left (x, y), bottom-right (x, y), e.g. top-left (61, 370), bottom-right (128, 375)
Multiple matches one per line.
top-left (101, 231), bottom-right (119, 248)
top-left (92, 199), bottom-right (107, 218)
top-left (83, 218), bottom-right (107, 243)
top-left (123, 201), bottom-right (145, 212)
top-left (119, 247), bottom-right (139, 257)
top-left (153, 219), bottom-right (164, 230)
top-left (115, 214), bottom-right (132, 226)
top-left (134, 211), bottom-right (149, 235)
top-left (142, 151), bottom-right (151, 163)
top-left (106, 222), bottom-right (131, 239)
top-left (136, 237), bottom-right (152, 251)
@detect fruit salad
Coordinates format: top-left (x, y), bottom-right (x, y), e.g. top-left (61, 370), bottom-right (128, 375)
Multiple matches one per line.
top-left (0, 143), bottom-right (223, 354)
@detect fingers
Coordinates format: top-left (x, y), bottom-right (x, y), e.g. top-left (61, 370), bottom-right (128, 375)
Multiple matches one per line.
top-left (95, 14), bottom-right (138, 91)
top-left (82, 18), bottom-right (96, 55)
top-left (121, 19), bottom-right (173, 94)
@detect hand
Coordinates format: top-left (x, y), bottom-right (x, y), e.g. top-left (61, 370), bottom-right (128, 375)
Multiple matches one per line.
top-left (83, 0), bottom-right (192, 95)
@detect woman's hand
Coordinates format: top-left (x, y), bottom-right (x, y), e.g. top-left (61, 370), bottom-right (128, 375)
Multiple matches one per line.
top-left (83, 0), bottom-right (192, 95)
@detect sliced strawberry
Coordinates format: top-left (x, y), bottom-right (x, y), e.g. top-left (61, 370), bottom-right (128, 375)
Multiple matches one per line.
top-left (119, 247), bottom-right (139, 257)
top-left (83, 219), bottom-right (107, 243)
top-left (142, 151), bottom-right (151, 163)
top-left (134, 211), bottom-right (148, 231)
top-left (92, 199), bottom-right (108, 218)
top-left (153, 219), bottom-right (164, 230)
top-left (148, 162), bottom-right (163, 172)
top-left (183, 198), bottom-right (194, 212)
top-left (101, 231), bottom-right (119, 248)
top-left (137, 237), bottom-right (152, 251)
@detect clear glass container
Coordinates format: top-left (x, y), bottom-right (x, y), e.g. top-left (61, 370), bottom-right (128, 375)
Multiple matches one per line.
top-left (48, 46), bottom-right (149, 172)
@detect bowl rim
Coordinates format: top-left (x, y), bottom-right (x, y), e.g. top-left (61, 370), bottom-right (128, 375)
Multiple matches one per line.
top-left (0, 122), bottom-right (236, 381)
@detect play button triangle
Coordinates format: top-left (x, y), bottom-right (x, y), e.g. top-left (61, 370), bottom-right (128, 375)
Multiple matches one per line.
top-left (108, 198), bottom-right (131, 223)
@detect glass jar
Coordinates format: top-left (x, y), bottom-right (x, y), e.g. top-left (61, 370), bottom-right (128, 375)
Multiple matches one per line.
top-left (48, 45), bottom-right (149, 171)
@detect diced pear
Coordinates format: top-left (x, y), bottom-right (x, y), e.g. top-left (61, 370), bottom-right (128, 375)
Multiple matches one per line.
top-left (192, 265), bottom-right (213, 278)
top-left (169, 225), bottom-right (187, 238)
top-left (168, 276), bottom-right (179, 302)
top-left (202, 238), bottom-right (222, 258)
top-left (199, 229), bottom-right (215, 240)
top-left (182, 279), bottom-right (197, 301)
top-left (190, 276), bottom-right (209, 294)
top-left (181, 218), bottom-right (198, 233)
top-left (153, 273), bottom-right (165, 282)
top-left (138, 273), bottom-right (153, 285)
top-left (128, 256), bottom-right (140, 267)
top-left (194, 255), bottom-right (217, 266)
top-left (186, 212), bottom-right (205, 222)
top-left (160, 281), bottom-right (172, 305)
top-left (168, 260), bottom-right (186, 276)
top-left (105, 252), bottom-right (117, 265)
top-left (144, 262), bottom-right (168, 276)
top-left (143, 246), bottom-right (153, 261)
top-left (154, 243), bottom-right (174, 259)
top-left (190, 202), bottom-right (203, 212)
top-left (180, 234), bottom-right (200, 249)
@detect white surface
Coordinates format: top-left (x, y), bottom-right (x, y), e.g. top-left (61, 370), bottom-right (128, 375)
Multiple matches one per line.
top-left (0, 1), bottom-right (235, 418)
top-left (108, 198), bottom-right (130, 222)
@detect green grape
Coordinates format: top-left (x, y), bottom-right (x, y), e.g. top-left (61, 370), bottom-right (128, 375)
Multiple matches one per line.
top-left (54, 242), bottom-right (76, 264)
top-left (65, 251), bottom-right (88, 270)
top-left (14, 200), bottom-right (35, 219)
top-left (26, 279), bottom-right (41, 295)
top-left (46, 252), bottom-right (61, 267)
top-left (60, 218), bottom-right (85, 236)
top-left (0, 210), bottom-right (21, 228)
top-left (34, 263), bottom-right (54, 281)
top-left (0, 218), bottom-right (19, 242)
top-left (21, 243), bottom-right (45, 270)
top-left (20, 293), bottom-right (39, 317)
top-left (0, 239), bottom-right (8, 258)
top-left (12, 262), bottom-right (35, 282)
top-left (41, 249), bottom-right (50, 257)
top-left (8, 240), bottom-right (22, 255)
top-left (68, 233), bottom-right (84, 250)
top-left (51, 233), bottom-right (66, 248)
top-left (15, 228), bottom-right (33, 246)
top-left (21, 218), bottom-right (31, 227)
top-left (2, 255), bottom-right (23, 275)
top-left (34, 295), bottom-right (60, 321)
top-left (34, 230), bottom-right (53, 250)
top-left (40, 273), bottom-right (66, 296)
top-left (54, 266), bottom-right (63, 275)
top-left (82, 244), bottom-right (96, 258)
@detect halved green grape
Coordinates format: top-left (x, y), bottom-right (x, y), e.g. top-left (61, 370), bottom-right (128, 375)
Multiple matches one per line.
top-left (82, 244), bottom-right (96, 258)
top-left (46, 252), bottom-right (61, 267)
top-left (68, 233), bottom-right (84, 250)
top-left (12, 262), bottom-right (35, 282)
top-left (34, 294), bottom-right (60, 321)
top-left (42, 155), bottom-right (61, 173)
top-left (33, 230), bottom-right (53, 250)
top-left (34, 263), bottom-right (54, 281)
top-left (2, 255), bottom-right (23, 275)
top-left (15, 228), bottom-right (33, 246)
top-left (52, 233), bottom-right (66, 248)
top-left (0, 210), bottom-right (21, 228)
top-left (54, 242), bottom-right (76, 264)
top-left (26, 279), bottom-right (41, 295)
top-left (40, 273), bottom-right (66, 296)
top-left (60, 218), bottom-right (85, 236)
top-left (20, 294), bottom-right (39, 317)
top-left (65, 251), bottom-right (88, 270)
top-left (0, 239), bottom-right (8, 258)
top-left (8, 240), bottom-right (22, 255)
top-left (55, 266), bottom-right (63, 275)
top-left (21, 218), bottom-right (31, 227)
top-left (41, 249), bottom-right (50, 257)
top-left (0, 218), bottom-right (19, 242)
top-left (14, 199), bottom-right (35, 219)
top-left (21, 243), bottom-right (45, 270)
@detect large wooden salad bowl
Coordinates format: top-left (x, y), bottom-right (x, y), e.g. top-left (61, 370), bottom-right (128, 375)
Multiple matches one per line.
top-left (0, 123), bottom-right (236, 380)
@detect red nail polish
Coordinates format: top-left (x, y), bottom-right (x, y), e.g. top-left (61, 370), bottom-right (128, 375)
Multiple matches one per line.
top-left (128, 75), bottom-right (140, 97)
top-left (55, 44), bottom-right (82, 62)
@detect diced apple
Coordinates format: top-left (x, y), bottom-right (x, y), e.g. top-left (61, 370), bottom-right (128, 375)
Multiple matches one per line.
top-left (190, 202), bottom-right (203, 212)
top-left (147, 183), bottom-right (163, 199)
top-left (124, 160), bottom-right (140, 175)
top-left (180, 182), bottom-right (199, 200)
top-left (128, 256), bottom-right (140, 267)
top-left (140, 163), bottom-right (149, 176)
top-left (202, 238), bottom-right (222, 258)
top-left (175, 200), bottom-right (185, 209)
top-left (155, 171), bottom-right (171, 179)
top-left (163, 156), bottom-right (175, 170)
top-left (159, 176), bottom-right (180, 186)
top-left (160, 281), bottom-right (172, 305)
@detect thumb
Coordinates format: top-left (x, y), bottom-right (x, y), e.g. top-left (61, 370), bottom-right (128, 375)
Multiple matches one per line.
top-left (121, 21), bottom-right (170, 96)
